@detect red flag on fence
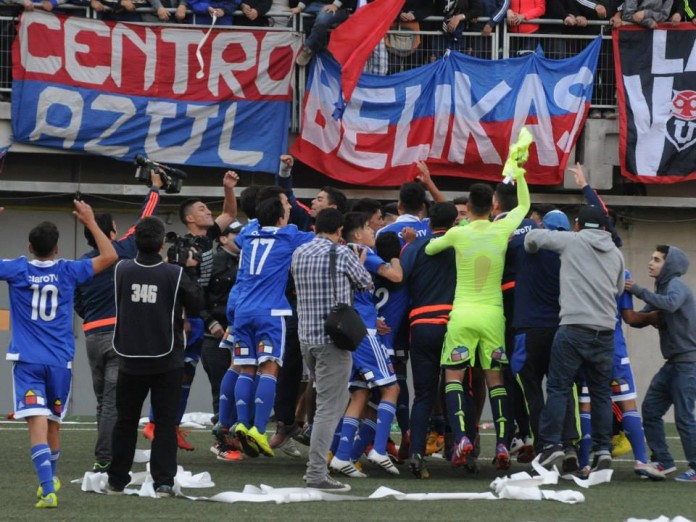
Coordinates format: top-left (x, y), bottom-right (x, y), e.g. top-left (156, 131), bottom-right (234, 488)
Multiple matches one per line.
top-left (327, 0), bottom-right (405, 104)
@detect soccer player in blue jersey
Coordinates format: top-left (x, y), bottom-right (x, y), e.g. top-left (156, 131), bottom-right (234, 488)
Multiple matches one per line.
top-left (376, 161), bottom-right (446, 245)
top-left (329, 212), bottom-right (403, 477)
top-left (232, 186), bottom-right (315, 457)
top-left (0, 200), bottom-right (117, 508)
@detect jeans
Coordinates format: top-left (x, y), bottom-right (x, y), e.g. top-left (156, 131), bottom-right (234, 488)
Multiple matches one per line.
top-left (409, 323), bottom-right (446, 457)
top-left (85, 331), bottom-right (119, 463)
top-left (539, 325), bottom-right (613, 453)
top-left (302, 3), bottom-right (350, 52)
top-left (642, 361), bottom-right (696, 470)
top-left (300, 342), bottom-right (352, 483)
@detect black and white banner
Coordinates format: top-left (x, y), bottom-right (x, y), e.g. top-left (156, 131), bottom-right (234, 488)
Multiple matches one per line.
top-left (614, 25), bottom-right (696, 183)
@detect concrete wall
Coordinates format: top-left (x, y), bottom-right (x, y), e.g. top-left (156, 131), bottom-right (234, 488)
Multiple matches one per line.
top-left (1, 203), bottom-right (694, 422)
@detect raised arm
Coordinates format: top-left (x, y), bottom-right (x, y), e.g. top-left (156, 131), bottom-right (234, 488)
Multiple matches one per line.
top-left (415, 161), bottom-right (447, 203)
top-left (73, 200), bottom-right (118, 275)
top-left (214, 170), bottom-right (239, 231)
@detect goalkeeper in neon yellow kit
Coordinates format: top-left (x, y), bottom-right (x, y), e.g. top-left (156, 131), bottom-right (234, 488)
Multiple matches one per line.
top-left (425, 128), bottom-right (532, 470)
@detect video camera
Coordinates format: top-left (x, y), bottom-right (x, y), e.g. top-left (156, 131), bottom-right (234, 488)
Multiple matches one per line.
top-left (134, 154), bottom-right (187, 194)
top-left (165, 232), bottom-right (211, 268)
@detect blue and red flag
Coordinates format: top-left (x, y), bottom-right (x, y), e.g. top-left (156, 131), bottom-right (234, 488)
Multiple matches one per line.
top-left (292, 38), bottom-right (601, 186)
top-left (11, 11), bottom-right (301, 174)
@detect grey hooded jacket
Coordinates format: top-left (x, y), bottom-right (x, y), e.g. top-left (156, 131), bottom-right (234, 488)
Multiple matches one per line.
top-left (630, 246), bottom-right (696, 363)
top-left (524, 228), bottom-right (625, 331)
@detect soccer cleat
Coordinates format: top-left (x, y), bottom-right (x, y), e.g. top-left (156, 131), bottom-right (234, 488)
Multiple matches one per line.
top-left (538, 444), bottom-right (565, 470)
top-left (368, 448), bottom-right (400, 475)
top-left (212, 423), bottom-right (236, 450)
top-left (329, 456), bottom-right (367, 478)
top-left (248, 426), bottom-right (274, 457)
top-left (591, 452), bottom-right (612, 472)
top-left (574, 465), bottom-right (591, 480)
top-left (509, 436), bottom-right (525, 456)
top-left (450, 435), bottom-right (474, 468)
top-left (176, 426), bottom-right (194, 451)
top-left (409, 453), bottom-right (430, 479)
top-left (216, 445), bottom-right (244, 462)
top-left (562, 447), bottom-right (579, 474)
top-left (425, 431), bottom-right (445, 456)
top-left (155, 484), bottom-right (174, 498)
top-left (143, 421), bottom-right (155, 441)
top-left (494, 443), bottom-right (511, 470)
top-left (675, 469), bottom-right (696, 482)
top-left (464, 455), bottom-right (480, 474)
top-left (611, 432), bottom-right (632, 458)
top-left (651, 461), bottom-right (677, 475)
top-left (36, 476), bottom-right (61, 499)
top-left (386, 439), bottom-right (401, 465)
top-left (279, 438), bottom-right (302, 458)
top-left (510, 436), bottom-right (535, 463)
top-left (92, 461), bottom-right (110, 474)
top-left (35, 492), bottom-right (57, 509)
top-left (270, 421), bottom-right (301, 450)
top-left (235, 424), bottom-right (260, 458)
top-left (293, 423), bottom-right (312, 446)
top-left (398, 431), bottom-right (411, 463)
top-left (306, 475), bottom-right (351, 492)
top-left (634, 461), bottom-right (665, 481)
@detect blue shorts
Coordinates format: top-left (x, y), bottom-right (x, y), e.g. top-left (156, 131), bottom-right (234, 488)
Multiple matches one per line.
top-left (184, 335), bottom-right (204, 365)
top-left (350, 331), bottom-right (397, 389)
top-left (232, 313), bottom-right (286, 366)
top-left (578, 353), bottom-right (637, 403)
top-left (13, 362), bottom-right (72, 422)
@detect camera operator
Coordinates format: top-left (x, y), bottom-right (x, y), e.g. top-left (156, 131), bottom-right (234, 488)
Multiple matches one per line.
top-left (106, 217), bottom-right (204, 498)
top-left (142, 171), bottom-right (239, 450)
top-left (74, 173), bottom-right (163, 473)
top-left (201, 220), bottom-right (242, 457)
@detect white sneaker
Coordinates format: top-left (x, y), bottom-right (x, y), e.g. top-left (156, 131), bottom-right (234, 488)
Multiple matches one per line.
top-left (634, 461), bottom-right (666, 481)
top-left (296, 47), bottom-right (314, 67)
top-left (280, 438), bottom-right (302, 458)
top-left (329, 456), bottom-right (367, 478)
top-left (367, 449), bottom-right (400, 475)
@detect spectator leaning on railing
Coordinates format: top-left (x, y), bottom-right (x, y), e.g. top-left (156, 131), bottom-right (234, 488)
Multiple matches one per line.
top-left (293, 0), bottom-right (355, 66)
top-left (669, 0), bottom-right (696, 23)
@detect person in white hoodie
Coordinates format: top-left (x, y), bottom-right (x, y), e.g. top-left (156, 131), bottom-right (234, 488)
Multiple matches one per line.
top-left (524, 205), bottom-right (625, 473)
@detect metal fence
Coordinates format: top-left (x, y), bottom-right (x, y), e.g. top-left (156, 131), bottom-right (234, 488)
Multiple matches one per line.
top-left (0, 11), bottom-right (618, 113)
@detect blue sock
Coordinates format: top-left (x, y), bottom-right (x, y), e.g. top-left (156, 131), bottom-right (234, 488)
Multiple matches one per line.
top-left (176, 362), bottom-right (197, 424)
top-left (396, 374), bottom-right (410, 435)
top-left (374, 401), bottom-right (397, 455)
top-left (622, 409), bottom-right (648, 463)
top-left (50, 449), bottom-right (60, 476)
top-left (445, 381), bottom-right (466, 441)
top-left (218, 368), bottom-right (240, 428)
top-left (253, 374), bottom-right (277, 434)
top-left (579, 412), bottom-right (592, 468)
top-left (330, 420), bottom-right (343, 455)
top-left (31, 444), bottom-right (54, 496)
top-left (335, 417), bottom-right (360, 461)
top-left (234, 374), bottom-right (255, 428)
top-left (148, 406), bottom-right (154, 423)
top-left (350, 419), bottom-right (377, 461)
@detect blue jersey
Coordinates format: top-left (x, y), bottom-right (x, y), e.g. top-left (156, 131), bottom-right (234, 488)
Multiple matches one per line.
top-left (348, 245), bottom-right (386, 329)
top-left (377, 215), bottom-right (431, 246)
top-left (0, 257), bottom-right (93, 367)
top-left (374, 276), bottom-right (409, 349)
top-left (614, 269), bottom-right (634, 358)
top-left (233, 223), bottom-right (313, 316)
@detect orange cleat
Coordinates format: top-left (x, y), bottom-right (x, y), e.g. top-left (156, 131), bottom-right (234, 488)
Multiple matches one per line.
top-left (176, 426), bottom-right (194, 451)
top-left (143, 421), bottom-right (155, 441)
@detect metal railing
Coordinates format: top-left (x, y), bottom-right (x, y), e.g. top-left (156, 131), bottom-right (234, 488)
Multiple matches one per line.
top-left (0, 11), bottom-right (619, 117)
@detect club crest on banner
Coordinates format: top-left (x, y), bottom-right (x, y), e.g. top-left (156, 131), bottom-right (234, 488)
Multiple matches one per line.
top-left (666, 90), bottom-right (696, 153)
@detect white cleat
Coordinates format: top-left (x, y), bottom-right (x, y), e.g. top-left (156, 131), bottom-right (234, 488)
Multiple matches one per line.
top-left (329, 456), bottom-right (367, 478)
top-left (368, 449), bottom-right (400, 475)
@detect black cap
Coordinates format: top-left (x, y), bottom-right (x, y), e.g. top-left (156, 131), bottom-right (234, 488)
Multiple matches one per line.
top-left (576, 205), bottom-right (607, 230)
